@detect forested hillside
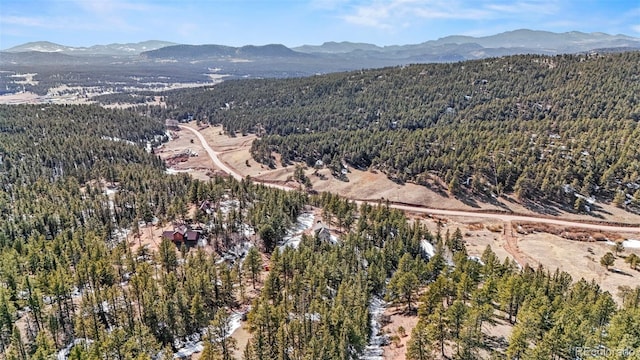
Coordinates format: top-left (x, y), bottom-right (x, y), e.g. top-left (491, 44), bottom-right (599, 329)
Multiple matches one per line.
top-left (0, 104), bottom-right (639, 359)
top-left (0, 105), bottom-right (307, 358)
top-left (150, 52), bottom-right (640, 210)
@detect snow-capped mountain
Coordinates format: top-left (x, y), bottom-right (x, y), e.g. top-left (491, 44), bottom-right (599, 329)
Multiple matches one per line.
top-left (3, 40), bottom-right (176, 56)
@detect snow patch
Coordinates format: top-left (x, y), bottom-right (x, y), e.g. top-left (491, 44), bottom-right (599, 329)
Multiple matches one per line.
top-left (227, 311), bottom-right (244, 335)
top-left (165, 168), bottom-right (192, 175)
top-left (280, 235), bottom-right (302, 250)
top-left (623, 239), bottom-right (640, 249)
top-left (219, 199), bottom-right (240, 215)
top-left (361, 296), bottom-right (387, 360)
top-left (100, 136), bottom-right (136, 146)
top-left (420, 239), bottom-right (435, 258)
top-left (468, 256), bottom-right (485, 265)
top-left (173, 336), bottom-right (203, 358)
top-left (279, 212), bottom-right (315, 250)
top-left (57, 338), bottom-right (93, 360)
top-left (217, 241), bottom-right (254, 265)
top-left (173, 310), bottom-right (246, 358)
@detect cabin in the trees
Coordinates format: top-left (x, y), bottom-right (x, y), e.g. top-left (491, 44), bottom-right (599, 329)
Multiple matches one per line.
top-left (312, 221), bottom-right (331, 243)
top-left (161, 225), bottom-right (202, 246)
top-left (165, 119), bottom-right (180, 130)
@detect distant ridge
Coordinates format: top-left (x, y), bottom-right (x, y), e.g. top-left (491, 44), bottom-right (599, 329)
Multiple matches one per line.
top-left (293, 29), bottom-right (640, 56)
top-left (3, 40), bottom-right (177, 56)
top-left (3, 30), bottom-right (639, 68)
top-left (140, 43), bottom-right (309, 60)
top-left (293, 41), bottom-right (382, 54)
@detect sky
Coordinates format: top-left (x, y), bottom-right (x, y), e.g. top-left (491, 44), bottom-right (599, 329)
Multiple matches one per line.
top-left (1, 0), bottom-right (639, 49)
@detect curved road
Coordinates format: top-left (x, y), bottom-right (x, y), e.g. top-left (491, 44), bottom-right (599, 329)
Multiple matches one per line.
top-left (180, 125), bottom-right (640, 235)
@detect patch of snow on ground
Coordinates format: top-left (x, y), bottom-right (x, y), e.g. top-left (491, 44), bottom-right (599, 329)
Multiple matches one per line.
top-left (361, 296), bottom-right (387, 360)
top-left (280, 235), bottom-right (302, 250)
top-left (165, 168), bottom-right (192, 175)
top-left (57, 338), bottom-right (93, 360)
top-left (173, 310), bottom-right (247, 358)
top-left (217, 241), bottom-right (255, 266)
top-left (605, 240), bottom-right (640, 249)
top-left (111, 228), bottom-right (130, 243)
top-left (240, 223), bottom-right (255, 237)
top-left (623, 239), bottom-right (640, 249)
top-left (291, 212), bottom-right (315, 233)
top-left (279, 212), bottom-right (315, 250)
top-left (468, 256), bottom-right (485, 265)
top-left (420, 239), bottom-right (435, 258)
top-left (228, 311), bottom-right (244, 334)
top-left (174, 337), bottom-right (203, 358)
top-left (219, 199), bottom-right (240, 214)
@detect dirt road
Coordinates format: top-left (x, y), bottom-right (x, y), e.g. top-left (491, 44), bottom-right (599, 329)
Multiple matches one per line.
top-left (180, 125), bottom-right (640, 235)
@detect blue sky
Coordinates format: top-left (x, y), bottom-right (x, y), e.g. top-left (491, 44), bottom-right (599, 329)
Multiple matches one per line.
top-left (1, 0), bottom-right (639, 49)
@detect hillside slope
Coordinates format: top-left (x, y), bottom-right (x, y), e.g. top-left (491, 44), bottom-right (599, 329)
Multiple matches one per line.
top-left (155, 52), bottom-right (640, 211)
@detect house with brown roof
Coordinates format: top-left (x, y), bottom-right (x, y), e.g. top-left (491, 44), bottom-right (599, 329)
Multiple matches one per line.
top-left (161, 225), bottom-right (202, 246)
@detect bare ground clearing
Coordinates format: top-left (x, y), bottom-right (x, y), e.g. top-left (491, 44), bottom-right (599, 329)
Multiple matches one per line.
top-left (518, 232), bottom-right (640, 299)
top-left (177, 124), bottom-right (640, 226)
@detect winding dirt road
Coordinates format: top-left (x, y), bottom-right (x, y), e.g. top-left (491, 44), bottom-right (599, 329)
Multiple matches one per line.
top-left (180, 125), bottom-right (640, 235)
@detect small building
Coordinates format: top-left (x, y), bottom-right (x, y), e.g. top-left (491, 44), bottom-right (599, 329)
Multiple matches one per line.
top-left (161, 225), bottom-right (202, 246)
top-left (312, 221), bottom-right (331, 243)
top-left (165, 119), bottom-right (180, 130)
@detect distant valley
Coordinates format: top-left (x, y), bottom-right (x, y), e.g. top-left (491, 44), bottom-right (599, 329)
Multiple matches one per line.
top-left (2, 29), bottom-right (639, 97)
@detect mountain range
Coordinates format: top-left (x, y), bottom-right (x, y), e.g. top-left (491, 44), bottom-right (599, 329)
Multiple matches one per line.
top-left (4, 30), bottom-right (639, 62)
top-left (3, 40), bottom-right (177, 56)
top-left (2, 29), bottom-right (640, 93)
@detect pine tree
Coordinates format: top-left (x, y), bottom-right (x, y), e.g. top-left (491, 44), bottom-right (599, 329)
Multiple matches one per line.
top-left (600, 252), bottom-right (615, 270)
top-left (190, 293), bottom-right (206, 333)
top-left (244, 246), bottom-right (262, 290)
top-left (206, 310), bottom-right (238, 360)
top-left (625, 253), bottom-right (640, 270)
top-left (613, 190), bottom-right (626, 207)
top-left (157, 238), bottom-right (178, 273)
top-left (407, 321), bottom-right (431, 360)
top-left (506, 324), bottom-right (529, 360)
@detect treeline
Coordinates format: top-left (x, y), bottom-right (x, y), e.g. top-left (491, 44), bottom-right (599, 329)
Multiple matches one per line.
top-left (92, 93), bottom-right (156, 105)
top-left (146, 52), bottom-right (640, 209)
top-left (0, 63), bottom-right (211, 96)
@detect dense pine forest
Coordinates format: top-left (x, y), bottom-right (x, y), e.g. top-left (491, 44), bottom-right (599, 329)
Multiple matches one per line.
top-left (146, 52), bottom-right (640, 211)
top-left (2, 60), bottom-right (640, 359)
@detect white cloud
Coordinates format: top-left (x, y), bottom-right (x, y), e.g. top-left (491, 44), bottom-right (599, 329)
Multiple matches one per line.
top-left (2, 15), bottom-right (47, 27)
top-left (632, 24), bottom-right (640, 34)
top-left (484, 0), bottom-right (559, 15)
top-left (339, 0), bottom-right (563, 29)
top-left (342, 2), bottom-right (394, 29)
top-left (1, 15), bottom-right (89, 30)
